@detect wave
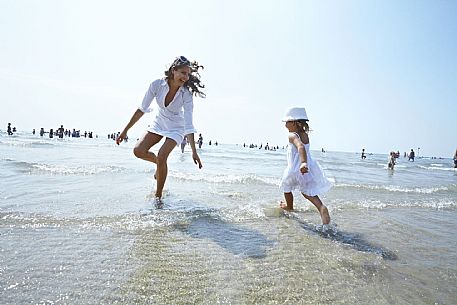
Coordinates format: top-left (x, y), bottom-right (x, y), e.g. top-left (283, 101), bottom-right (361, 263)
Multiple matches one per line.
top-left (0, 204), bottom-right (266, 231)
top-left (335, 183), bottom-right (456, 194)
top-left (418, 165), bottom-right (456, 172)
top-left (169, 172), bottom-right (281, 185)
top-left (3, 158), bottom-right (127, 175)
top-left (0, 140), bottom-right (57, 147)
top-left (329, 199), bottom-right (457, 210)
top-left (30, 142), bottom-right (57, 147)
top-left (32, 164), bottom-right (126, 175)
top-left (2, 195), bottom-right (455, 234)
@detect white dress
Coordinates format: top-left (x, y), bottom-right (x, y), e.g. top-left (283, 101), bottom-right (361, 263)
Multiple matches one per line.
top-left (138, 79), bottom-right (197, 145)
top-left (280, 133), bottom-right (332, 196)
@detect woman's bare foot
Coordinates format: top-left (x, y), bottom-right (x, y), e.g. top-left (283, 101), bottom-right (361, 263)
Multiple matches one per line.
top-left (153, 197), bottom-right (164, 209)
top-left (279, 200), bottom-right (293, 210)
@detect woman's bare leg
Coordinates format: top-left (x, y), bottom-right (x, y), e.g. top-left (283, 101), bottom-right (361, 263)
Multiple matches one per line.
top-left (302, 194), bottom-right (330, 224)
top-left (155, 138), bottom-right (177, 198)
top-left (133, 132), bottom-right (163, 163)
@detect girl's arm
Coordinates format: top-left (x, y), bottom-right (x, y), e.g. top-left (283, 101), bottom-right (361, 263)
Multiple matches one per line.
top-left (186, 133), bottom-right (202, 169)
top-left (289, 133), bottom-right (308, 174)
top-left (116, 109), bottom-right (144, 145)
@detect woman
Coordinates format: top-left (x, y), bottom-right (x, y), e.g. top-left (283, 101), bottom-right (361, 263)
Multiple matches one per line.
top-left (116, 56), bottom-right (205, 206)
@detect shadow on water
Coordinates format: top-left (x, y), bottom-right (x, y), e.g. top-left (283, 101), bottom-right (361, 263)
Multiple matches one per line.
top-left (287, 213), bottom-right (398, 261)
top-left (179, 215), bottom-right (274, 259)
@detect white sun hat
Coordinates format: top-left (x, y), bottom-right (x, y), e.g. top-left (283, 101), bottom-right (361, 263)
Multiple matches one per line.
top-left (282, 107), bottom-right (309, 122)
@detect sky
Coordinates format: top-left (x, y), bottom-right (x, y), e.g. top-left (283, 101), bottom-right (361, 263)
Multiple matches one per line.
top-left (0, 0), bottom-right (456, 157)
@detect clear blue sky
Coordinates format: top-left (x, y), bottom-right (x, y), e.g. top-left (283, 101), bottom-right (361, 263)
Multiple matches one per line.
top-left (1, 0), bottom-right (456, 157)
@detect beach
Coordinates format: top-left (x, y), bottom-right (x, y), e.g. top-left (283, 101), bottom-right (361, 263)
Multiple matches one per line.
top-left (1, 132), bottom-right (456, 304)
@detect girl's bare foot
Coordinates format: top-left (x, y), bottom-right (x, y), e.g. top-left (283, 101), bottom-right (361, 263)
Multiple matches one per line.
top-left (279, 200), bottom-right (293, 210)
top-left (320, 206), bottom-right (331, 224)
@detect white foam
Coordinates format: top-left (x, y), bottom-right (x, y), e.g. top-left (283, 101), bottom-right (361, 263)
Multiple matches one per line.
top-left (330, 199), bottom-right (457, 210)
top-left (169, 172), bottom-right (281, 185)
top-left (335, 183), bottom-right (452, 194)
top-left (418, 165), bottom-right (456, 172)
top-left (31, 163), bottom-right (125, 175)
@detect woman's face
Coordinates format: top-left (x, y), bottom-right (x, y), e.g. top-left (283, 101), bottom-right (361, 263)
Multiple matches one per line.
top-left (173, 66), bottom-right (191, 85)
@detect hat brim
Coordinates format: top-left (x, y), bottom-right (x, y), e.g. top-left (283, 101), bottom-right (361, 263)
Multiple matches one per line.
top-left (282, 117), bottom-right (309, 122)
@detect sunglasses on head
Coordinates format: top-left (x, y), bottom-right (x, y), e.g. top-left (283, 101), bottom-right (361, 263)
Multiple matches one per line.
top-left (174, 56), bottom-right (190, 66)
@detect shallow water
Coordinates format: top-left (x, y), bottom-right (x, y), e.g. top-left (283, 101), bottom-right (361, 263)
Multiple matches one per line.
top-left (1, 132), bottom-right (456, 304)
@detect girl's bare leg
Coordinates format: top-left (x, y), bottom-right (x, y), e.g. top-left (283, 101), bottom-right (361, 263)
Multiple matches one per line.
top-left (133, 132), bottom-right (163, 163)
top-left (302, 194), bottom-right (330, 224)
top-left (155, 138), bottom-right (177, 198)
top-left (279, 192), bottom-right (294, 210)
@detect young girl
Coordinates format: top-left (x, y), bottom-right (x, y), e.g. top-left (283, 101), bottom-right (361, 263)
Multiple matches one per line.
top-left (279, 107), bottom-right (332, 224)
top-left (116, 56), bottom-right (205, 206)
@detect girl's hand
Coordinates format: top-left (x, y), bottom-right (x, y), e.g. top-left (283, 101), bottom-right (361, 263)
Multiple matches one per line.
top-left (300, 162), bottom-right (309, 174)
top-left (116, 131), bottom-right (127, 145)
top-left (193, 152), bottom-right (203, 169)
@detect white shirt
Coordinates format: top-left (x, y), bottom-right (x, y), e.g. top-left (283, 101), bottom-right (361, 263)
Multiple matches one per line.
top-left (138, 79), bottom-right (196, 144)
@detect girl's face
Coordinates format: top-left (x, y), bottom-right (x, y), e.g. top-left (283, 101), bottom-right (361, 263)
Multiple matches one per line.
top-left (285, 121), bottom-right (298, 132)
top-left (172, 66), bottom-right (191, 85)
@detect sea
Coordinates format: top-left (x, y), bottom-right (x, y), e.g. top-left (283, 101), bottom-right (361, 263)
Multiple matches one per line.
top-left (1, 131), bottom-right (456, 305)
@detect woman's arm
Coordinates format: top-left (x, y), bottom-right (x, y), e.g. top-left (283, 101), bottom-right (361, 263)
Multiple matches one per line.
top-left (117, 80), bottom-right (158, 145)
top-left (182, 91), bottom-right (201, 168)
top-left (116, 109), bottom-right (144, 145)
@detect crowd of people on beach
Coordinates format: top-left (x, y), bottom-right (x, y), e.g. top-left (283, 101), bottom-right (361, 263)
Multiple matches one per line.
top-left (243, 142), bottom-right (281, 151)
top-left (358, 147), bottom-right (451, 170)
top-left (38, 126), bottom-right (96, 139)
top-left (386, 150), bottom-right (414, 170)
top-left (108, 131), bottom-right (220, 152)
top-left (4, 123), bottom-right (96, 139)
top-left (43, 126), bottom-right (95, 139)
top-left (4, 121), bottom-right (455, 171)
top-left (361, 148), bottom-right (417, 163)
top-left (109, 132), bottom-right (126, 142)
top-left (179, 134), bottom-right (214, 152)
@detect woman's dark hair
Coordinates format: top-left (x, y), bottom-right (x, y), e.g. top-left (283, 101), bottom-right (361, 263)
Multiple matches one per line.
top-left (165, 57), bottom-right (206, 98)
top-left (296, 119), bottom-right (310, 133)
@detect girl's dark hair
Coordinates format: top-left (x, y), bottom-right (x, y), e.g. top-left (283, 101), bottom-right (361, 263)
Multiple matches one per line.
top-left (165, 58), bottom-right (206, 98)
top-left (296, 119), bottom-right (310, 133)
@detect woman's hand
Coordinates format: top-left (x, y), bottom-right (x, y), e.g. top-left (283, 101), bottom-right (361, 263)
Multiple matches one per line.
top-left (193, 152), bottom-right (203, 169)
top-left (116, 131), bottom-right (127, 145)
top-left (116, 109), bottom-right (144, 145)
top-left (300, 162), bottom-right (309, 174)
